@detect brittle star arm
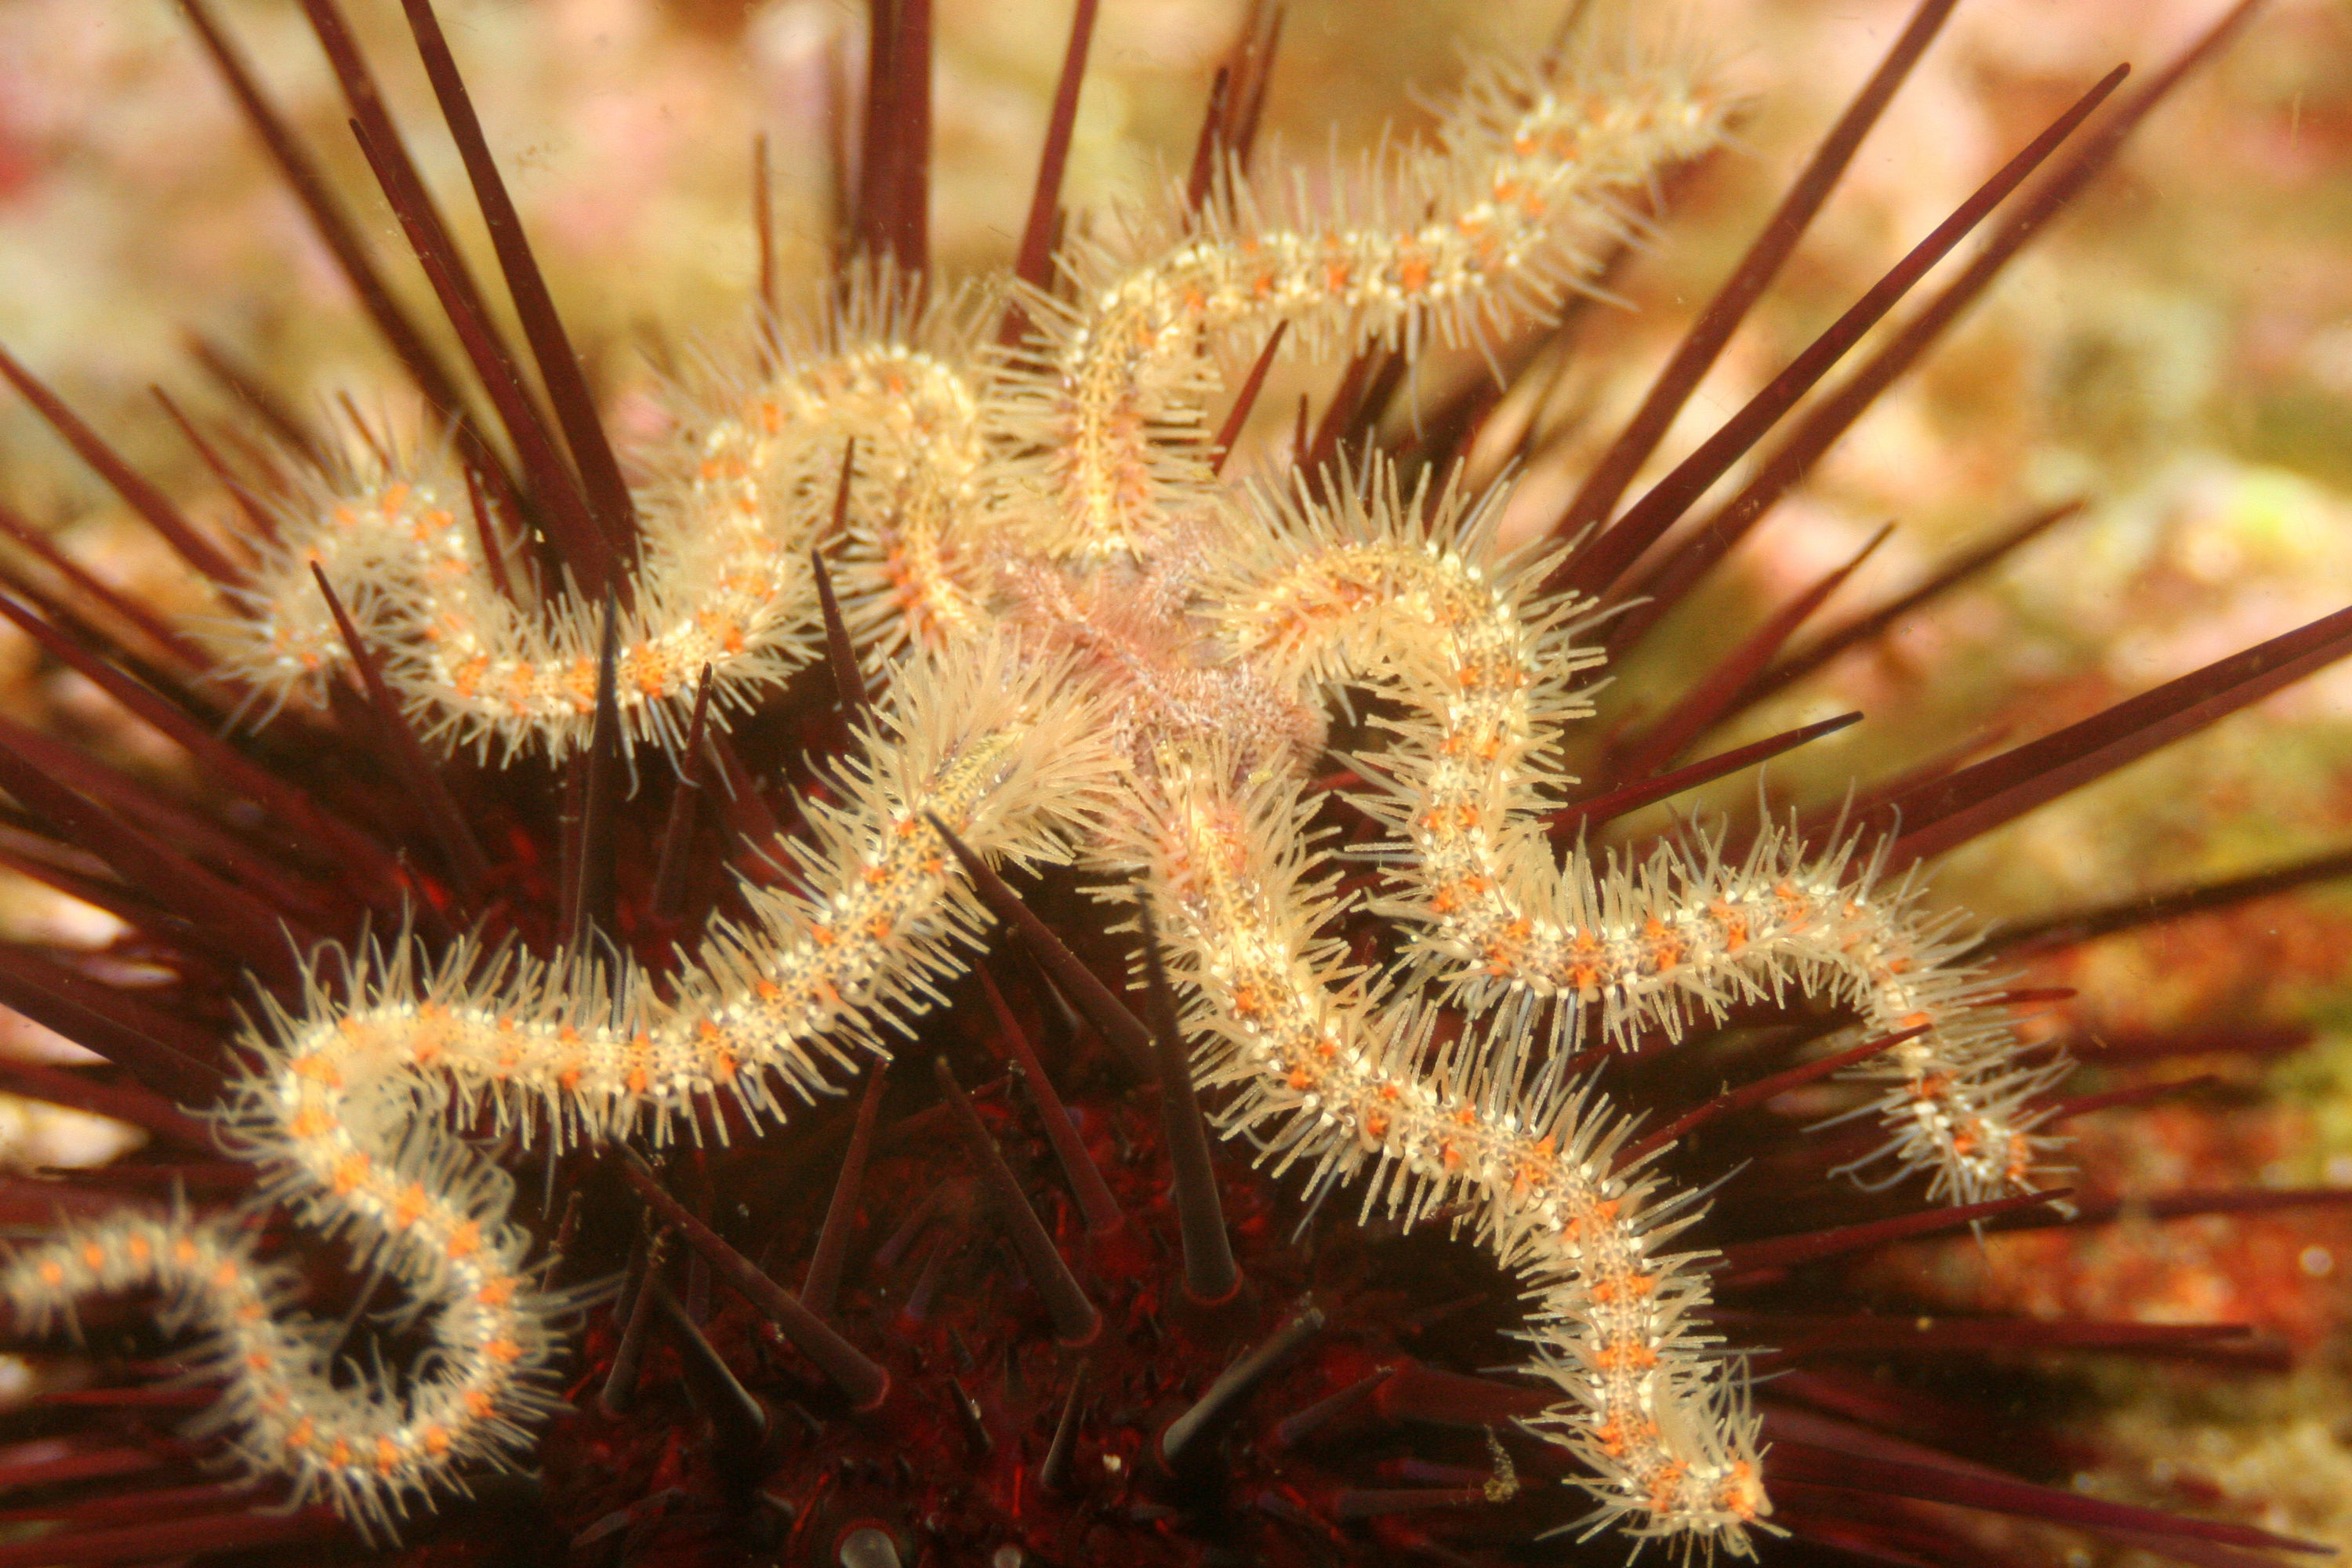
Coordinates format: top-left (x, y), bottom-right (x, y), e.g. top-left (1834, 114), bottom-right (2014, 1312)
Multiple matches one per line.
top-left (760, 280), bottom-right (1001, 658)
top-left (0, 1151), bottom-right (561, 1537)
top-left (0, 648), bottom-right (1117, 1529)
top-left (996, 51), bottom-right (1733, 561)
top-left (1117, 752), bottom-right (1768, 1550)
top-left (210, 292), bottom-right (996, 757)
top-left (1214, 474), bottom-right (2067, 1204)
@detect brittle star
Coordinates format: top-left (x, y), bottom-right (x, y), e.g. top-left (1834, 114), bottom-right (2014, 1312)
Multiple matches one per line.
top-left (3, 39), bottom-right (2066, 1553)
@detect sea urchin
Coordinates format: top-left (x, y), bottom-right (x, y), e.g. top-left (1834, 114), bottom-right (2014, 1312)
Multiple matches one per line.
top-left (0, 2), bottom-right (2345, 1566)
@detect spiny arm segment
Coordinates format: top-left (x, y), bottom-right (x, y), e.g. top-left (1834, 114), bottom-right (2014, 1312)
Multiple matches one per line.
top-left (210, 280), bottom-right (999, 759)
top-left (998, 50), bottom-right (1732, 561)
top-left (215, 448), bottom-right (810, 759)
top-left (3, 648), bottom-right (1114, 1528)
top-left (713, 277), bottom-right (1001, 659)
top-left (1220, 470), bottom-right (2065, 1204)
top-left (768, 343), bottom-right (994, 656)
top-left (1116, 754), bottom-right (1766, 1549)
top-left (256, 647), bottom-right (1117, 1151)
top-left (0, 1160), bottom-right (561, 1535)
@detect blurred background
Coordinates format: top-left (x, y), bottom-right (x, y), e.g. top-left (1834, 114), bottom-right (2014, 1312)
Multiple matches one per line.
top-left (0, 0), bottom-right (2348, 1552)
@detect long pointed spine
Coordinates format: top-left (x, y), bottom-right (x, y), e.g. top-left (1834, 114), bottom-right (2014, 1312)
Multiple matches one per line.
top-left (1889, 601), bottom-right (2352, 865)
top-left (310, 567), bottom-right (488, 894)
top-left (927, 813), bottom-right (1155, 1076)
top-left (1557, 0), bottom-right (1965, 550)
top-left (1138, 898), bottom-right (1240, 1306)
top-left (1573, 64), bottom-right (2129, 616)
top-left (932, 1058), bottom-right (1101, 1348)
top-left (1548, 711), bottom-right (1861, 839)
top-left (801, 1067), bottom-right (889, 1318)
top-left (395, 0), bottom-right (639, 562)
top-left (1610, 526), bottom-right (1889, 779)
top-left (979, 968), bottom-right (1123, 1237)
top-left (619, 1152), bottom-right (890, 1411)
top-left (303, 0), bottom-right (613, 594)
top-left (176, 0), bottom-right (517, 513)
top-left (0, 349), bottom-right (243, 587)
top-left (999, 0), bottom-right (1101, 345)
top-left (1737, 498), bottom-right (2086, 712)
top-left (1604, 2), bottom-right (2263, 642)
top-left (1985, 844), bottom-right (2352, 959)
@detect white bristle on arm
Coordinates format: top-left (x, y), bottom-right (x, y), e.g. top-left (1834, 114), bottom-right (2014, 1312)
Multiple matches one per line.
top-left (1218, 465), bottom-right (2070, 1207)
top-left (989, 48), bottom-right (1735, 562)
top-left (1112, 753), bottom-right (1770, 1550)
